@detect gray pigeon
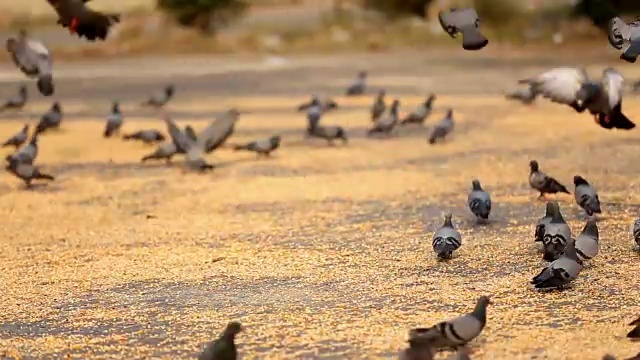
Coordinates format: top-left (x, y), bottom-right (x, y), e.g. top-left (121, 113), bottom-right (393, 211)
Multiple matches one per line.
top-left (6, 134), bottom-right (38, 165)
top-left (6, 29), bottom-right (54, 96)
top-left (409, 296), bottom-right (492, 350)
top-left (401, 94), bottom-right (436, 125)
top-left (504, 85), bottom-right (537, 105)
top-left (574, 219), bottom-right (599, 264)
top-left (198, 322), bottom-right (243, 360)
top-left (633, 218), bottom-right (640, 249)
top-left (122, 129), bottom-right (166, 144)
top-left (161, 113), bottom-right (215, 171)
top-left (103, 101), bottom-right (123, 138)
top-left (529, 160), bottom-right (570, 199)
top-left (346, 71), bottom-right (367, 96)
top-left (305, 96), bottom-right (323, 133)
top-left (370, 90), bottom-right (386, 122)
top-left (308, 125), bottom-right (348, 145)
top-left (35, 102), bottom-right (63, 135)
top-left (142, 85), bottom-right (174, 108)
top-left (534, 202), bottom-right (557, 252)
top-left (432, 213), bottom-right (462, 260)
top-left (608, 17), bottom-right (640, 63)
top-left (297, 96), bottom-right (338, 113)
top-left (428, 108), bottom-right (454, 144)
top-left (1, 124), bottom-right (29, 149)
top-left (5, 157), bottom-right (54, 187)
top-left (541, 202), bottom-right (572, 261)
top-left (233, 135), bottom-right (281, 157)
top-left (531, 238), bottom-right (582, 290)
top-left (573, 175), bottom-right (602, 216)
top-left (519, 67), bottom-right (635, 130)
top-left (141, 142), bottom-right (177, 164)
top-left (438, 8), bottom-right (488, 51)
top-left (0, 85), bottom-right (27, 112)
top-left (467, 179), bottom-right (491, 222)
top-left (368, 99), bottom-right (399, 135)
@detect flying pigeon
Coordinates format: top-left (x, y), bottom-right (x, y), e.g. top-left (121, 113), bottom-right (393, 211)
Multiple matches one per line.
top-left (607, 17), bottom-right (640, 63)
top-left (504, 85), bottom-right (537, 105)
top-left (428, 108), bottom-right (454, 144)
top-left (518, 67), bottom-right (635, 130)
top-left (297, 96), bottom-right (338, 113)
top-left (632, 218), bottom-right (640, 248)
top-left (534, 202), bottom-right (557, 252)
top-left (409, 296), bottom-right (492, 350)
top-left (541, 202), bottom-right (572, 262)
top-left (368, 99), bottom-right (400, 136)
top-left (142, 85), bottom-right (175, 108)
top-left (233, 135), bottom-right (281, 157)
top-left (198, 321), bottom-right (243, 360)
top-left (0, 85), bottom-right (27, 112)
top-left (35, 102), bottom-right (63, 135)
top-left (401, 94), bottom-right (436, 125)
top-left (104, 101), bottom-right (123, 138)
top-left (160, 113), bottom-right (216, 171)
top-left (573, 175), bottom-right (602, 216)
top-left (531, 238), bottom-right (582, 290)
top-left (345, 71), bottom-right (367, 96)
top-left (629, 316), bottom-right (640, 339)
top-left (468, 179), bottom-right (491, 223)
top-left (46, 0), bottom-right (120, 41)
top-left (432, 213), bottom-right (462, 260)
top-left (1, 124), bottom-right (29, 149)
top-left (438, 8), bottom-right (489, 51)
top-left (529, 160), bottom-right (570, 199)
top-left (370, 90), bottom-right (386, 122)
top-left (122, 129), bottom-right (166, 144)
top-left (574, 219), bottom-right (599, 265)
top-left (6, 134), bottom-right (38, 165)
top-left (141, 142), bottom-right (178, 164)
top-left (6, 29), bottom-right (54, 96)
top-left (5, 156), bottom-right (54, 187)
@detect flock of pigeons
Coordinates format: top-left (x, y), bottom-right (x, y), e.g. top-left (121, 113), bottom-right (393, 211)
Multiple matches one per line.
top-left (1, 4), bottom-right (639, 360)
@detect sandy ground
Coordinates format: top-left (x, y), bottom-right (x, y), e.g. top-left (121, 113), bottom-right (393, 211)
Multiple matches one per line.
top-left (0, 51), bottom-right (640, 359)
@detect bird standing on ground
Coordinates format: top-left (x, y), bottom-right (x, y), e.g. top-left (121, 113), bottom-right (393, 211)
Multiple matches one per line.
top-left (345, 71), bottom-right (367, 96)
top-left (142, 85), bottom-right (175, 108)
top-left (1, 125), bottom-right (29, 149)
top-left (534, 202), bottom-right (557, 252)
top-left (531, 238), bottom-right (582, 290)
top-left (6, 134), bottom-right (38, 165)
top-left (233, 135), bottom-right (281, 157)
top-left (0, 85), bottom-right (27, 112)
top-left (370, 90), bottom-right (386, 122)
top-left (432, 213), bottom-right (462, 259)
top-left (5, 157), bottom-right (54, 187)
top-left (541, 203), bottom-right (572, 262)
top-left (35, 102), bottom-right (63, 135)
top-left (574, 219), bottom-right (599, 265)
top-left (122, 129), bottom-right (166, 144)
top-left (6, 29), bottom-right (54, 96)
top-left (438, 8), bottom-right (489, 51)
top-left (632, 218), bottom-right (640, 248)
top-left (401, 94), bottom-right (436, 125)
top-left (573, 175), bottom-right (602, 216)
top-left (46, 0), bottom-right (120, 41)
top-left (608, 17), bottom-right (640, 63)
top-left (528, 160), bottom-right (570, 199)
top-left (198, 321), bottom-right (243, 360)
top-left (104, 101), bottom-right (123, 138)
top-left (428, 108), bottom-right (454, 144)
top-left (467, 179), bottom-right (491, 223)
top-left (141, 142), bottom-right (178, 164)
top-left (368, 99), bottom-right (399, 136)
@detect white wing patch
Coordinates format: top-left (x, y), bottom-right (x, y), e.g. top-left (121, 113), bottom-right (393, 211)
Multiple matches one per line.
top-left (529, 67), bottom-right (588, 105)
top-left (601, 68), bottom-right (624, 109)
top-left (26, 39), bottom-right (50, 57)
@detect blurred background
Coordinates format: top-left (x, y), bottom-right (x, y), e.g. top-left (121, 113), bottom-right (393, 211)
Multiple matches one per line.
top-left (0, 0), bottom-right (637, 60)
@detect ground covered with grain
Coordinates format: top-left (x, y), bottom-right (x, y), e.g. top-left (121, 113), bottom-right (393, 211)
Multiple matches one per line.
top-left (0, 52), bottom-right (639, 359)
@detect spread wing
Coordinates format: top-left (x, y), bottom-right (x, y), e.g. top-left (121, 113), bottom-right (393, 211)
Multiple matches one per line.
top-left (601, 68), bottom-right (624, 109)
top-left (27, 39), bottom-right (52, 76)
top-left (196, 110), bottom-right (238, 153)
top-left (608, 17), bottom-right (631, 50)
top-left (520, 67), bottom-right (588, 106)
top-left (162, 114), bottom-right (194, 153)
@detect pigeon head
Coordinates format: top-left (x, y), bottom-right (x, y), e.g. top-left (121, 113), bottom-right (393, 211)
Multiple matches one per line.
top-left (575, 83), bottom-right (599, 108)
top-left (377, 89), bottom-right (385, 98)
top-left (19, 85), bottom-right (27, 95)
top-left (425, 94), bottom-right (436, 106)
top-left (270, 135), bottom-right (281, 147)
top-left (471, 295), bottom-right (492, 323)
top-left (545, 201), bottom-right (559, 217)
top-left (226, 108), bottom-right (243, 120)
top-left (310, 96), bottom-right (321, 106)
top-left (5, 37), bottom-right (18, 53)
top-left (22, 124), bottom-right (29, 132)
top-left (391, 99), bottom-right (400, 111)
top-left (446, 108), bottom-right (453, 118)
top-left (51, 102), bottom-right (61, 112)
top-left (573, 175), bottom-right (590, 187)
top-left (18, 29), bottom-right (28, 38)
top-left (358, 71), bottom-right (367, 79)
top-left (112, 101), bottom-right (120, 112)
top-left (165, 85), bottom-right (175, 96)
top-left (582, 219), bottom-right (599, 239)
top-left (443, 213), bottom-right (454, 228)
top-left (471, 179), bottom-right (483, 191)
top-left (549, 203), bottom-right (566, 224)
top-left (222, 321), bottom-right (243, 338)
top-left (529, 160), bottom-right (539, 172)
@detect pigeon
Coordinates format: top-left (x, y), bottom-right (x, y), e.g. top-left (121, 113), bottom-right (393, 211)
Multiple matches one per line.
top-left (6, 134), bottom-right (38, 165)
top-left (103, 101), bottom-right (123, 138)
top-left (197, 109), bottom-right (242, 154)
top-left (297, 96), bottom-right (338, 113)
top-left (574, 219), bottom-right (599, 264)
top-left (370, 90), bottom-right (386, 122)
top-left (233, 135), bottom-right (281, 157)
top-left (184, 125), bottom-right (197, 142)
top-left (122, 129), bottom-right (166, 144)
top-left (0, 85), bottom-right (27, 112)
top-left (198, 321), bottom-right (243, 360)
top-left (305, 96), bottom-right (323, 132)
top-left (345, 71), bottom-right (367, 96)
top-left (409, 296), bottom-right (492, 350)
top-left (35, 102), bottom-right (63, 135)
top-left (529, 160), bottom-right (570, 199)
top-left (504, 85), bottom-right (537, 105)
top-left (401, 94), bottom-right (436, 125)
top-left (160, 113), bottom-right (215, 171)
top-left (5, 157), bottom-right (54, 187)
top-left (541, 202), bottom-right (572, 262)
top-left (46, 0), bottom-right (120, 41)
top-left (534, 202), bottom-right (557, 252)
top-left (628, 316), bottom-right (640, 339)
top-left (633, 218), bottom-right (640, 248)
top-left (573, 175), bottom-right (602, 216)
top-left (1, 124), bottom-right (29, 149)
top-left (518, 67), bottom-right (635, 130)
top-left (531, 237), bottom-right (582, 289)
top-left (142, 85), bottom-right (175, 108)
top-left (432, 213), bottom-right (462, 260)
top-left (438, 8), bottom-right (489, 51)
top-left (6, 29), bottom-right (54, 96)
top-left (141, 142), bottom-right (178, 164)
top-left (308, 125), bottom-right (348, 145)
top-left (468, 179), bottom-right (491, 223)
top-left (368, 99), bottom-right (400, 135)
top-left (608, 17), bottom-right (640, 63)
top-left (428, 108), bottom-right (454, 144)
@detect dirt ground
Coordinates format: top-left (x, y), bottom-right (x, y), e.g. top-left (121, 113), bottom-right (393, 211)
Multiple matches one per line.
top-left (0, 52), bottom-right (639, 359)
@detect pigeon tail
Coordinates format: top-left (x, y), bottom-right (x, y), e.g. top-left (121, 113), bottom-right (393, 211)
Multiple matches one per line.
top-left (37, 74), bottom-right (54, 96)
top-left (336, 127), bottom-right (348, 143)
top-left (232, 144), bottom-right (250, 151)
top-left (627, 325), bottom-right (640, 338)
top-left (460, 27), bottom-right (489, 51)
top-left (599, 110), bottom-right (636, 130)
top-left (547, 178), bottom-right (570, 195)
top-left (34, 171), bottom-right (54, 181)
top-left (533, 276), bottom-right (567, 289)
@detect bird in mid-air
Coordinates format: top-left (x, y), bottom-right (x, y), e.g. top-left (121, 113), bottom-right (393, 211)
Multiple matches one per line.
top-left (438, 8), bottom-right (489, 51)
top-left (608, 17), bottom-right (640, 63)
top-left (6, 29), bottom-right (54, 96)
top-left (46, 0), bottom-right (120, 41)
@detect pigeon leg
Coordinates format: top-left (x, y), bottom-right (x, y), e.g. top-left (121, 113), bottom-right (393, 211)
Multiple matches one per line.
top-left (538, 192), bottom-right (546, 201)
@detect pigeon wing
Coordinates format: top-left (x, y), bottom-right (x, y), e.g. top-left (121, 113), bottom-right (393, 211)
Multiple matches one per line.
top-left (162, 114), bottom-right (194, 153)
top-left (521, 67), bottom-right (588, 106)
top-left (195, 110), bottom-right (238, 153)
top-left (600, 68), bottom-right (624, 110)
top-left (608, 17), bottom-right (631, 50)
